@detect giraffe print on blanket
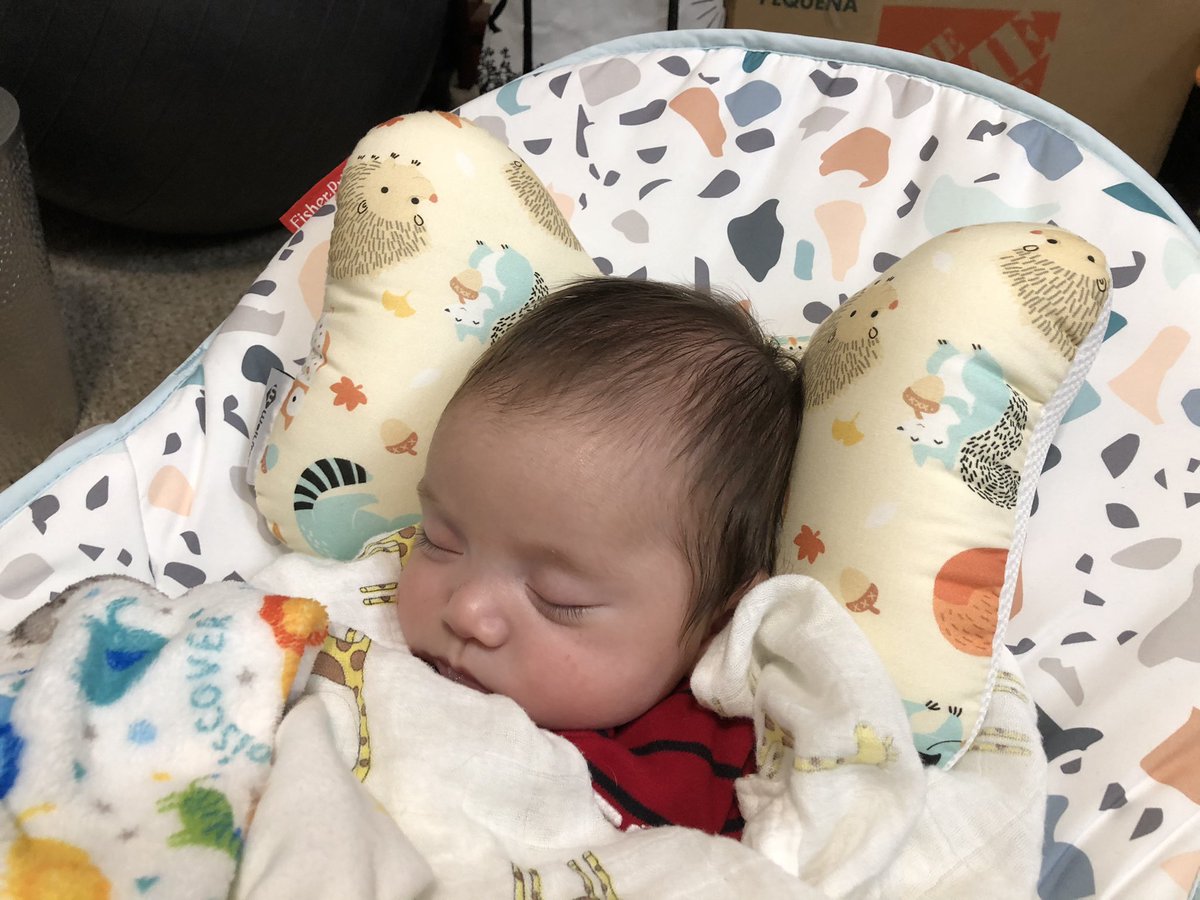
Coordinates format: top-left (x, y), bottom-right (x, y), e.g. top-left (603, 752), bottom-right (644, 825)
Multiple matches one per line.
top-left (310, 630), bottom-right (374, 781)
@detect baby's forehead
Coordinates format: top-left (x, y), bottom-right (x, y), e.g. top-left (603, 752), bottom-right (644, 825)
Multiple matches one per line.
top-left (431, 396), bottom-right (699, 566)
top-left (450, 377), bottom-right (686, 438)
top-left (442, 390), bottom-right (698, 503)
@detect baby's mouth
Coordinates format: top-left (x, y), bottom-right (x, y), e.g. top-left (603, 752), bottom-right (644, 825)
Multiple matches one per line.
top-left (424, 656), bottom-right (489, 694)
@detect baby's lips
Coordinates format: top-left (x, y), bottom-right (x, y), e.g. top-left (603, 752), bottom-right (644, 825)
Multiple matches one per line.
top-left (424, 655), bottom-right (490, 694)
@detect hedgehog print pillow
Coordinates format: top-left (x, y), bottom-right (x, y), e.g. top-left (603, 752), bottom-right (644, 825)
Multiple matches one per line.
top-left (254, 112), bottom-right (598, 558)
top-left (778, 222), bottom-right (1111, 768)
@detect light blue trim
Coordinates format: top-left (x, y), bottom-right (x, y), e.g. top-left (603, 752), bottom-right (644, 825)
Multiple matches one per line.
top-left (0, 328), bottom-right (217, 529)
top-left (531, 28), bottom-right (1200, 247)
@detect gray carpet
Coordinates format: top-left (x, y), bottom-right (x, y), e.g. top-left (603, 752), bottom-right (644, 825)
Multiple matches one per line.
top-left (3, 205), bottom-right (288, 490)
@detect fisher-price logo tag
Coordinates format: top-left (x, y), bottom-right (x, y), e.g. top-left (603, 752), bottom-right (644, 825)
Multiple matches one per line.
top-left (280, 160), bottom-right (346, 233)
top-left (247, 367), bottom-right (296, 487)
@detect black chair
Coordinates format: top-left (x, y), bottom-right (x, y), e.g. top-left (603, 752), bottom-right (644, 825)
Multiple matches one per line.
top-left (0, 0), bottom-right (451, 233)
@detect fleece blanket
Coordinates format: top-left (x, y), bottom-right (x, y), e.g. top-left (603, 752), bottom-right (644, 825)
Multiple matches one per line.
top-left (0, 549), bottom-right (1047, 898)
top-left (0, 576), bottom-right (328, 899)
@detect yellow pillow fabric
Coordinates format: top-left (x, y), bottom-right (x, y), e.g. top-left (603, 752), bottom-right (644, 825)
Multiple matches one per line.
top-left (254, 112), bottom-right (598, 558)
top-left (779, 222), bottom-right (1111, 766)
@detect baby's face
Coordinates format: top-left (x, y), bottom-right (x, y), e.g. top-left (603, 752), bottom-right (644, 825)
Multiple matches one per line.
top-left (394, 397), bottom-right (700, 730)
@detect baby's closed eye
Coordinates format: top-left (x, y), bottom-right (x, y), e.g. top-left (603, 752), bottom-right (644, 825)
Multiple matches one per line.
top-left (527, 587), bottom-right (590, 624)
top-left (415, 526), bottom-right (460, 558)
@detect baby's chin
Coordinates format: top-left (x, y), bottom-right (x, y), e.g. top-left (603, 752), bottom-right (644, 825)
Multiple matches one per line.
top-left (529, 703), bottom-right (660, 733)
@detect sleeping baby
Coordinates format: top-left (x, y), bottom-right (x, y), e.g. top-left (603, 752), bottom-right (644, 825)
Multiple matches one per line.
top-left (392, 274), bottom-right (804, 836)
top-left (0, 274), bottom-right (1045, 899)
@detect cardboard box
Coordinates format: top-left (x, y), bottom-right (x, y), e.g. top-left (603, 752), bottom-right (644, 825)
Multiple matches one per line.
top-left (725, 0), bottom-right (1200, 173)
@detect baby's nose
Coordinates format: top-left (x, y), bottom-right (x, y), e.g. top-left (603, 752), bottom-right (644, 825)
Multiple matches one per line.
top-left (444, 583), bottom-right (510, 648)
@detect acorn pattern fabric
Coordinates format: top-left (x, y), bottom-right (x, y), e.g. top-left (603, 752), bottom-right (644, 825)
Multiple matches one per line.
top-left (0, 33), bottom-right (1198, 897)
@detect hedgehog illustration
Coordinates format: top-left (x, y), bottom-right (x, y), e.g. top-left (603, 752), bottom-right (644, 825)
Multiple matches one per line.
top-left (903, 698), bottom-right (965, 766)
top-left (802, 275), bottom-right (900, 408)
top-left (503, 159), bottom-right (582, 251)
top-left (997, 228), bottom-right (1109, 361)
top-left (327, 155), bottom-right (438, 280)
top-left (896, 341), bottom-right (1029, 509)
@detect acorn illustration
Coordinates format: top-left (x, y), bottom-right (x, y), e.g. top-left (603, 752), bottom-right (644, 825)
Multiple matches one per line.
top-left (902, 374), bottom-right (944, 419)
top-left (841, 567), bottom-right (880, 615)
top-left (380, 419), bottom-right (419, 456)
top-left (449, 267), bottom-right (482, 303)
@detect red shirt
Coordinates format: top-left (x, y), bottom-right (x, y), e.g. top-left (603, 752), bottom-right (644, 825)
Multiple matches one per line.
top-left (557, 683), bottom-right (755, 838)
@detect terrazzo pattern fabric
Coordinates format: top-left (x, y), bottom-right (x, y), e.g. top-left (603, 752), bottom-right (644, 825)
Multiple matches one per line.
top-left (0, 220), bottom-right (330, 618)
top-left (0, 31), bottom-right (1197, 897)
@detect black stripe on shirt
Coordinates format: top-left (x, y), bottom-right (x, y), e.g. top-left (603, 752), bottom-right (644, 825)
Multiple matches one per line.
top-left (586, 762), bottom-right (671, 827)
top-left (627, 740), bottom-right (746, 780)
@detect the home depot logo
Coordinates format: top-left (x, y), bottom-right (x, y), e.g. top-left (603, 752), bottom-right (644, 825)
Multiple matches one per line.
top-left (878, 8), bottom-right (1061, 94)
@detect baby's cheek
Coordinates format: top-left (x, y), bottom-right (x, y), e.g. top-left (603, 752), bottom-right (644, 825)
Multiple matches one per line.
top-left (392, 563), bottom-right (434, 635)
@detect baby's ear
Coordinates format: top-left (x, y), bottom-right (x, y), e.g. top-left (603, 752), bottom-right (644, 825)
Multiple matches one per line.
top-left (704, 570), bottom-right (769, 638)
top-left (747, 569), bottom-right (770, 591)
top-left (732, 569), bottom-right (769, 607)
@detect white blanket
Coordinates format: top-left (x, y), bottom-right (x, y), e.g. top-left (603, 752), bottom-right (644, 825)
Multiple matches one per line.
top-left (234, 550), bottom-right (1047, 899)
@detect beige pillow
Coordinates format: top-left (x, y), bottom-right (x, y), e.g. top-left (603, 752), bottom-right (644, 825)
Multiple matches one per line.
top-left (778, 222), bottom-right (1110, 765)
top-left (254, 112), bottom-right (598, 558)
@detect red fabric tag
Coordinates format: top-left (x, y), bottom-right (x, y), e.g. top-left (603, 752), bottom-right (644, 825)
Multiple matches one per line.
top-left (279, 160), bottom-right (347, 233)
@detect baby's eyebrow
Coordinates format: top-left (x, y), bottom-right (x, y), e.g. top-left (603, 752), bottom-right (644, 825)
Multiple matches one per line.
top-left (415, 479), bottom-right (434, 502)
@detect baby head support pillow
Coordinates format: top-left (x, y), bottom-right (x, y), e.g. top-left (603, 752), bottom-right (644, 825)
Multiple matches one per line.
top-left (254, 112), bottom-right (598, 558)
top-left (255, 114), bottom-right (1111, 765)
top-left (779, 222), bottom-right (1110, 764)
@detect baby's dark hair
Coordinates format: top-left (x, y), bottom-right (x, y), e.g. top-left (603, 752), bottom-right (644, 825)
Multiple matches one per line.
top-left (451, 276), bottom-right (804, 643)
